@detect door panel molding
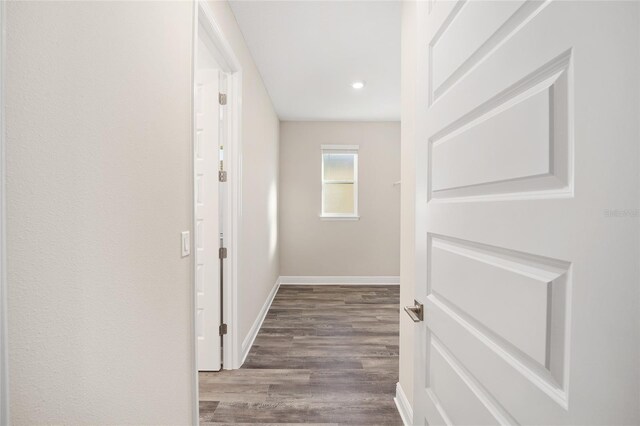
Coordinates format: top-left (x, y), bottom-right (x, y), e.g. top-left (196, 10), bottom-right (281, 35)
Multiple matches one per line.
top-left (429, 50), bottom-right (572, 202)
top-left (413, 1), bottom-right (640, 424)
top-left (430, 336), bottom-right (518, 425)
top-left (429, 234), bottom-right (571, 386)
top-left (429, 0), bottom-right (550, 105)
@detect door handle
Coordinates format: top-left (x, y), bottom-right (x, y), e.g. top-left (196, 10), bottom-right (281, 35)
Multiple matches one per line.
top-left (404, 300), bottom-right (424, 322)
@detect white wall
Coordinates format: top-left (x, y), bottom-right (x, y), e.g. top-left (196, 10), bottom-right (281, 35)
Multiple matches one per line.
top-left (279, 121), bottom-right (400, 277)
top-left (204, 1), bottom-right (280, 346)
top-left (6, 0), bottom-right (280, 423)
top-left (399, 0), bottom-right (417, 409)
top-left (6, 2), bottom-right (194, 423)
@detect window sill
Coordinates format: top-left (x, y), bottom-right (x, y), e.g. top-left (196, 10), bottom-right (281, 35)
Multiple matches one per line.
top-left (319, 215), bottom-right (360, 221)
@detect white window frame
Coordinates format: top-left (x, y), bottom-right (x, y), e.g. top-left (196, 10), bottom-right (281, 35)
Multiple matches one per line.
top-left (320, 144), bottom-right (359, 220)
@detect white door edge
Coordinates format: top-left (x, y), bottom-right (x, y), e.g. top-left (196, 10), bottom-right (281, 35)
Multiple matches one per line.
top-left (394, 382), bottom-right (414, 426)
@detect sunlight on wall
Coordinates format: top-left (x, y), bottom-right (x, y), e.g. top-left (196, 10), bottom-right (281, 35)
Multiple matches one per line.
top-left (268, 179), bottom-right (278, 260)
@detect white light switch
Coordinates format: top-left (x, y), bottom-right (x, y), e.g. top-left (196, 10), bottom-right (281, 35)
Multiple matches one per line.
top-left (181, 231), bottom-right (190, 257)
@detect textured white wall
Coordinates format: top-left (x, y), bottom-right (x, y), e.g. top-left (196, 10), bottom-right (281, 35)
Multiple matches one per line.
top-left (279, 121), bottom-right (400, 277)
top-left (399, 0), bottom-right (417, 409)
top-left (204, 1), bottom-right (280, 345)
top-left (6, 1), bottom-right (282, 421)
top-left (6, 1), bottom-right (194, 424)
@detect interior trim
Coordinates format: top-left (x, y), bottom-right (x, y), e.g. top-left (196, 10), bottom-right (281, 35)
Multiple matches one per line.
top-left (279, 276), bottom-right (400, 285)
top-left (394, 382), bottom-right (414, 426)
top-left (239, 278), bottom-right (281, 367)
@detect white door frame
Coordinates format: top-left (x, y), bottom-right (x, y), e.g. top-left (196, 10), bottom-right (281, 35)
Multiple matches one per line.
top-left (0, 0), bottom-right (9, 423)
top-left (191, 0), bottom-right (243, 421)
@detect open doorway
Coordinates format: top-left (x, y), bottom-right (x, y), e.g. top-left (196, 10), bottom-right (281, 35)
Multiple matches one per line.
top-left (191, 0), bottom-right (243, 420)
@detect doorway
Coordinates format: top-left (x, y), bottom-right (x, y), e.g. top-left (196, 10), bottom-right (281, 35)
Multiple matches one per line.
top-left (192, 0), bottom-right (243, 420)
top-left (195, 37), bottom-right (225, 372)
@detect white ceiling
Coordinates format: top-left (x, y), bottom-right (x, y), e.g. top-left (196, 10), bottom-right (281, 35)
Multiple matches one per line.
top-left (229, 1), bottom-right (401, 121)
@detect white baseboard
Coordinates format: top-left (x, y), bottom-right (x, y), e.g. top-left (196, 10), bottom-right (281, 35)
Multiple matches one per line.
top-left (239, 277), bottom-right (280, 367)
top-left (394, 382), bottom-right (414, 426)
top-left (279, 275), bottom-right (399, 285)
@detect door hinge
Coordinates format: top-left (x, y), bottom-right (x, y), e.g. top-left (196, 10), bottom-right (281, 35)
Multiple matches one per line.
top-left (219, 93), bottom-right (227, 105)
top-left (219, 170), bottom-right (227, 182)
top-left (219, 247), bottom-right (227, 259)
top-left (219, 323), bottom-right (228, 336)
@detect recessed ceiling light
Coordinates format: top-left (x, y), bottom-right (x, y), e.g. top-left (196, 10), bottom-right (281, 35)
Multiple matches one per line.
top-left (351, 81), bottom-right (365, 90)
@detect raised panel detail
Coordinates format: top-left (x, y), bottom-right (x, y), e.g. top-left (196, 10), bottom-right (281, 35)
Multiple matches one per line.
top-left (428, 234), bottom-right (571, 393)
top-left (430, 337), bottom-right (515, 425)
top-left (426, 293), bottom-right (570, 417)
top-left (429, 50), bottom-right (572, 201)
top-left (431, 1), bottom-right (523, 96)
top-left (429, 0), bottom-right (548, 104)
top-left (432, 88), bottom-right (550, 194)
top-left (432, 237), bottom-right (563, 367)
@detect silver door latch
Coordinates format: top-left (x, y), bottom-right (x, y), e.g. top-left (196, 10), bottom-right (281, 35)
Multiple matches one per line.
top-left (404, 300), bottom-right (424, 322)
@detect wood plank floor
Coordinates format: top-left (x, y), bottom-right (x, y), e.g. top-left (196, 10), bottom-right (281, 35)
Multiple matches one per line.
top-left (199, 285), bottom-right (402, 425)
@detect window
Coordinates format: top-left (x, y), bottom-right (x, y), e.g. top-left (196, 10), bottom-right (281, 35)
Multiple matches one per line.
top-left (321, 145), bottom-right (359, 219)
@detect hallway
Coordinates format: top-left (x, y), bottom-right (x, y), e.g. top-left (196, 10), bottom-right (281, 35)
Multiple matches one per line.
top-left (199, 285), bottom-right (402, 424)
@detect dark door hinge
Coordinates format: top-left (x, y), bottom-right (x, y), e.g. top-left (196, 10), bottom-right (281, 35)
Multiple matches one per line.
top-left (219, 323), bottom-right (227, 336)
top-left (219, 247), bottom-right (227, 259)
top-left (219, 93), bottom-right (227, 105)
top-left (219, 170), bottom-right (227, 182)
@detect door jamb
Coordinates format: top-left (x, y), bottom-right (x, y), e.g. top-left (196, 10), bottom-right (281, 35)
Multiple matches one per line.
top-left (191, 0), bottom-right (243, 422)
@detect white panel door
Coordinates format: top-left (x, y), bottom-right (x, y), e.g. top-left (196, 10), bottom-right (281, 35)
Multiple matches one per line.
top-left (412, 1), bottom-right (639, 425)
top-left (196, 69), bottom-right (221, 372)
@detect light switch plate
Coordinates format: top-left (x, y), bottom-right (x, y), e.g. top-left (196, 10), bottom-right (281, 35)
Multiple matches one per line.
top-left (181, 231), bottom-right (190, 257)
